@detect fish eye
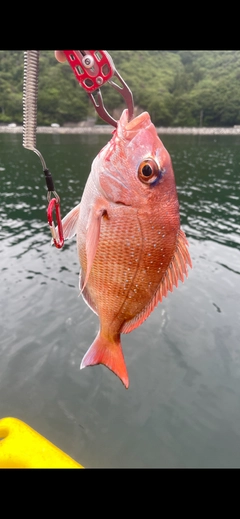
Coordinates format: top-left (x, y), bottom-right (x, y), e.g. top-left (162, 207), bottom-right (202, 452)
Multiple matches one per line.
top-left (138, 158), bottom-right (160, 185)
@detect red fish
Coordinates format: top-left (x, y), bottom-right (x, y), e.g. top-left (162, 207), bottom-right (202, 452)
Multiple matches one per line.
top-left (60, 109), bottom-right (192, 388)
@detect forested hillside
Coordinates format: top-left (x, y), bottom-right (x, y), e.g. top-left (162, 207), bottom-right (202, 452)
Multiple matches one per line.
top-left (1, 50), bottom-right (240, 127)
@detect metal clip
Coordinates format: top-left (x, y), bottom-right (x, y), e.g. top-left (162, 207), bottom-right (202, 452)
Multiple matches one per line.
top-left (63, 50), bottom-right (134, 127)
top-left (23, 50), bottom-right (64, 249)
top-left (47, 198), bottom-right (64, 249)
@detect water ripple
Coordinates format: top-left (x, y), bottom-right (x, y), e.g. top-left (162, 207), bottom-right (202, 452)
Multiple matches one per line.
top-left (1, 132), bottom-right (240, 468)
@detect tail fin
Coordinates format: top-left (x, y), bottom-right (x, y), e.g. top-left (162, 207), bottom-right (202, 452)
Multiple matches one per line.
top-left (80, 331), bottom-right (129, 389)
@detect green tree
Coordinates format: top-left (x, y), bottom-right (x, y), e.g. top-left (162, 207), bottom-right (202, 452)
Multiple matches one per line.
top-left (1, 50), bottom-right (240, 127)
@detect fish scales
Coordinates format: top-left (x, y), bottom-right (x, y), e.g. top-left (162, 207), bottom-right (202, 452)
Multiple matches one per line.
top-left (59, 109), bottom-right (192, 388)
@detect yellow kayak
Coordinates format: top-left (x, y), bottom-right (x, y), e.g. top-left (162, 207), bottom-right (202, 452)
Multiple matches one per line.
top-left (0, 417), bottom-right (83, 468)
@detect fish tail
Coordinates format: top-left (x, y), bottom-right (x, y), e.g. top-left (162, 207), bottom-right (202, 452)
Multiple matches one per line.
top-left (80, 331), bottom-right (129, 389)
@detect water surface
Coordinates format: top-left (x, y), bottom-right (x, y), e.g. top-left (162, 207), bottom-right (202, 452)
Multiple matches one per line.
top-left (0, 132), bottom-right (240, 468)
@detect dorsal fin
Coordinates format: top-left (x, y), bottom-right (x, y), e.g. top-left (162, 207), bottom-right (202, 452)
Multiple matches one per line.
top-left (62, 203), bottom-right (80, 240)
top-left (121, 229), bottom-right (192, 334)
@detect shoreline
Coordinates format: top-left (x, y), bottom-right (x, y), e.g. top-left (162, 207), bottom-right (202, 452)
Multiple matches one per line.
top-left (2, 125), bottom-right (240, 135)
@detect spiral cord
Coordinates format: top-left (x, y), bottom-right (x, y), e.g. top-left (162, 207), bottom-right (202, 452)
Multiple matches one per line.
top-left (23, 51), bottom-right (46, 170)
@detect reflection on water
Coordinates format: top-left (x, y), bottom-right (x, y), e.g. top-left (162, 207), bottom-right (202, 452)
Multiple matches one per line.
top-left (0, 132), bottom-right (240, 468)
top-left (164, 134), bottom-right (240, 249)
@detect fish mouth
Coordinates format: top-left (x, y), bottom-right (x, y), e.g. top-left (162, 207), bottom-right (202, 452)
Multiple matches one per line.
top-left (124, 111), bottom-right (151, 132)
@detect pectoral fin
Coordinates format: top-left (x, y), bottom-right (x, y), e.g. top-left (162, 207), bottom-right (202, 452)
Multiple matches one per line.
top-left (81, 202), bottom-right (107, 292)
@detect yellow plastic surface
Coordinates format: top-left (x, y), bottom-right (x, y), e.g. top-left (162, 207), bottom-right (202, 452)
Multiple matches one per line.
top-left (0, 417), bottom-right (83, 468)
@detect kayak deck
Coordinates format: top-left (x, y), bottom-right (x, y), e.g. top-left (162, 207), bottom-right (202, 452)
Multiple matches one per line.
top-left (0, 417), bottom-right (83, 468)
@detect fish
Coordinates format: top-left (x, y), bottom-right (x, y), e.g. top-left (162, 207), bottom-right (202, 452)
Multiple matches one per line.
top-left (59, 109), bottom-right (192, 389)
